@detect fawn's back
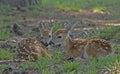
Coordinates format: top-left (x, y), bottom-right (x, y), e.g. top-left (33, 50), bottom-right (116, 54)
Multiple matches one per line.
top-left (82, 38), bottom-right (114, 59)
top-left (17, 38), bottom-right (51, 60)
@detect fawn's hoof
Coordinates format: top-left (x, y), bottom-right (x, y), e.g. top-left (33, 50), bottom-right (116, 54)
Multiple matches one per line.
top-left (66, 57), bottom-right (75, 62)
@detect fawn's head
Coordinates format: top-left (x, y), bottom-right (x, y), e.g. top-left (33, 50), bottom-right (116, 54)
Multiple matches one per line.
top-left (52, 23), bottom-right (74, 48)
top-left (38, 22), bottom-right (53, 47)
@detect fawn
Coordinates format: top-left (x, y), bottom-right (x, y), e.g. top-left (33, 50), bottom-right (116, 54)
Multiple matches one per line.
top-left (52, 25), bottom-right (87, 58)
top-left (16, 22), bottom-right (54, 60)
top-left (38, 22), bottom-right (54, 47)
top-left (17, 37), bottom-right (52, 60)
top-left (52, 24), bottom-right (114, 60)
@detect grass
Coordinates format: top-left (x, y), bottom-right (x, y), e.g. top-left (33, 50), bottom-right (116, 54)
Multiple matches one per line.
top-left (92, 26), bottom-right (120, 40)
top-left (0, 49), bottom-right (13, 60)
top-left (60, 61), bottom-right (79, 73)
top-left (0, 16), bottom-right (13, 27)
top-left (0, 21), bottom-right (8, 27)
top-left (102, 58), bottom-right (120, 74)
top-left (42, 0), bottom-right (120, 20)
top-left (80, 54), bottom-right (120, 74)
top-left (0, 3), bottom-right (12, 14)
top-left (17, 49), bottom-right (63, 71)
top-left (28, 5), bottom-right (44, 16)
top-left (114, 45), bottom-right (120, 52)
top-left (52, 23), bottom-right (61, 32)
top-left (92, 7), bottom-right (106, 13)
top-left (0, 29), bottom-right (11, 39)
top-left (42, 68), bottom-right (55, 74)
top-left (42, 0), bottom-right (86, 11)
top-left (0, 5), bottom-right (14, 40)
top-left (0, 18), bottom-right (13, 40)
top-left (0, 64), bottom-right (8, 70)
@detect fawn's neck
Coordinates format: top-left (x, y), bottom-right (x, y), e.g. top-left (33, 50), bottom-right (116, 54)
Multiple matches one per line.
top-left (65, 36), bottom-right (74, 50)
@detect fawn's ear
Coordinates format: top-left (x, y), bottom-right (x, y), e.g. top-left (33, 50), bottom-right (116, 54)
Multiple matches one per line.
top-left (39, 22), bottom-right (45, 36)
top-left (39, 22), bottom-right (45, 30)
top-left (49, 27), bottom-right (53, 35)
top-left (64, 22), bottom-right (76, 37)
top-left (49, 19), bottom-right (55, 27)
top-left (63, 22), bottom-right (71, 31)
top-left (48, 27), bottom-right (53, 43)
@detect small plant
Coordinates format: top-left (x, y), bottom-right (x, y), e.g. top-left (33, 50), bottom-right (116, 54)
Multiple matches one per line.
top-left (114, 32), bottom-right (120, 40)
top-left (42, 68), bottom-right (55, 74)
top-left (0, 49), bottom-right (13, 60)
top-left (60, 62), bottom-right (79, 73)
top-left (103, 59), bottom-right (120, 74)
top-left (89, 53), bottom-right (120, 73)
top-left (19, 61), bottom-right (31, 71)
top-left (0, 3), bottom-right (12, 14)
top-left (114, 44), bottom-right (120, 52)
top-left (92, 7), bottom-right (106, 13)
top-left (29, 5), bottom-right (43, 16)
top-left (0, 21), bottom-right (8, 27)
top-left (0, 64), bottom-right (8, 70)
top-left (52, 23), bottom-right (61, 32)
top-left (0, 29), bottom-right (11, 39)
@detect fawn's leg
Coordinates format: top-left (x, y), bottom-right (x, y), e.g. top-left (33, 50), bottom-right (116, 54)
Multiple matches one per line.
top-left (66, 57), bottom-right (75, 62)
top-left (41, 49), bottom-right (51, 58)
top-left (31, 53), bottom-right (39, 60)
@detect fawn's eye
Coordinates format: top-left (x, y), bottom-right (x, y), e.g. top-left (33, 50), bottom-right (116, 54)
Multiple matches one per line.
top-left (57, 36), bottom-right (62, 38)
top-left (49, 35), bottom-right (51, 38)
top-left (41, 36), bottom-right (44, 39)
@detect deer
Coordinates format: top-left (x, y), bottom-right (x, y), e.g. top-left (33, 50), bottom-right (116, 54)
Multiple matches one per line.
top-left (16, 22), bottom-right (54, 60)
top-left (37, 22), bottom-right (54, 47)
top-left (17, 37), bottom-right (52, 60)
top-left (52, 24), bottom-right (114, 60)
top-left (52, 24), bottom-right (87, 60)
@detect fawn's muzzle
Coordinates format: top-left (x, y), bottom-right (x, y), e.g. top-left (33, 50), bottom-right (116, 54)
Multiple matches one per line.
top-left (53, 43), bottom-right (61, 48)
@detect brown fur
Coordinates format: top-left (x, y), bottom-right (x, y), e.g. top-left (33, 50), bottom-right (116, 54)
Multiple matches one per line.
top-left (17, 38), bottom-right (51, 60)
top-left (41, 29), bottom-right (51, 40)
top-left (53, 29), bottom-right (87, 58)
top-left (83, 38), bottom-right (114, 59)
top-left (53, 28), bottom-right (114, 59)
top-left (38, 22), bottom-right (53, 47)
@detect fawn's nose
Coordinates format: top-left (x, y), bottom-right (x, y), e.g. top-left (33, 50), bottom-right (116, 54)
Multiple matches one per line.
top-left (53, 44), bottom-right (61, 48)
top-left (66, 57), bottom-right (75, 62)
top-left (44, 42), bottom-right (49, 47)
top-left (40, 40), bottom-right (48, 47)
top-left (57, 44), bottom-right (61, 47)
top-left (48, 41), bottom-right (54, 46)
